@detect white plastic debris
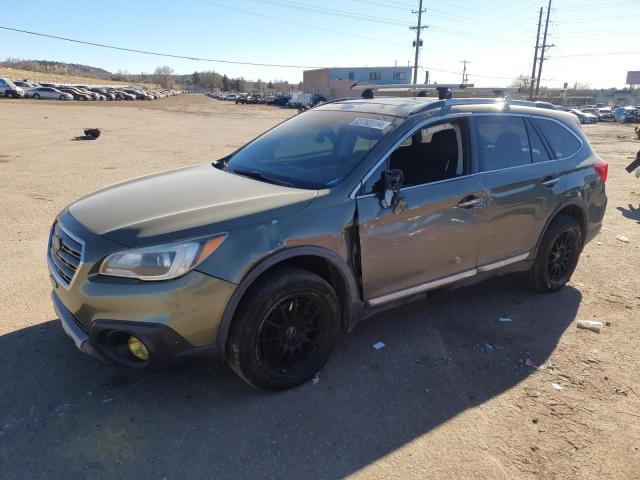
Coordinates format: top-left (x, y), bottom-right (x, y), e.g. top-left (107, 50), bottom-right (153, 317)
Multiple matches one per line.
top-left (577, 320), bottom-right (602, 333)
top-left (372, 341), bottom-right (386, 350)
top-left (312, 374), bottom-right (320, 385)
top-left (596, 242), bottom-right (602, 245)
top-left (498, 316), bottom-right (512, 323)
top-left (551, 383), bottom-right (563, 390)
top-left (616, 235), bottom-right (630, 243)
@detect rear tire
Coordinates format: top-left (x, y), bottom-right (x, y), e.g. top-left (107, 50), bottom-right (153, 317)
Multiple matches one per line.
top-left (226, 266), bottom-right (341, 390)
top-left (526, 215), bottom-right (582, 293)
top-left (6, 92), bottom-right (15, 98)
top-left (33, 94), bottom-right (41, 100)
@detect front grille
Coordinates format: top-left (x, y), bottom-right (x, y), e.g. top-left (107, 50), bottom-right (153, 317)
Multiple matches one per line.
top-left (48, 222), bottom-right (84, 287)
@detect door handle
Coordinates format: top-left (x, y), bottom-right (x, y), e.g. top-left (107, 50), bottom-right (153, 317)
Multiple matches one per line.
top-left (542, 176), bottom-right (559, 188)
top-left (458, 196), bottom-right (483, 208)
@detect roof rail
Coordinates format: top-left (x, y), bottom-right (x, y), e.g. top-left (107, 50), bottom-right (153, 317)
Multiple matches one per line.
top-left (351, 83), bottom-right (524, 100)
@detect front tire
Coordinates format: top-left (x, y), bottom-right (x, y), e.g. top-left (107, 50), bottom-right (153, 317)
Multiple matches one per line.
top-left (226, 266), bottom-right (341, 390)
top-left (526, 215), bottom-right (582, 293)
top-left (33, 94), bottom-right (41, 100)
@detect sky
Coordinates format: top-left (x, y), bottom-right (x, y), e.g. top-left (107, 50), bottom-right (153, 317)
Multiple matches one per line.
top-left (1, 0), bottom-right (639, 89)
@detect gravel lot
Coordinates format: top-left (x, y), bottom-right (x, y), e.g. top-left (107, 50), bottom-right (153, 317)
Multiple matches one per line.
top-left (0, 94), bottom-right (638, 479)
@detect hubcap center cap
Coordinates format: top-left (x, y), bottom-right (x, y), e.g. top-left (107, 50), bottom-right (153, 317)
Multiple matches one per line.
top-left (285, 326), bottom-right (297, 339)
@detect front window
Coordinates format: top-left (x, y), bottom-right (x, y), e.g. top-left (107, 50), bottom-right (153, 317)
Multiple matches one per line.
top-left (226, 110), bottom-right (399, 189)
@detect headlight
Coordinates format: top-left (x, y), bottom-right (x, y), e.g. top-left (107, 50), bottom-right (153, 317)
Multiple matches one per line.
top-left (99, 234), bottom-right (226, 281)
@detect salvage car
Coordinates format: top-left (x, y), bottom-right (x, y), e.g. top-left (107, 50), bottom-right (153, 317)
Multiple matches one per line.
top-left (0, 77), bottom-right (26, 98)
top-left (30, 87), bottom-right (73, 100)
top-left (613, 106), bottom-right (639, 123)
top-left (49, 97), bottom-right (607, 390)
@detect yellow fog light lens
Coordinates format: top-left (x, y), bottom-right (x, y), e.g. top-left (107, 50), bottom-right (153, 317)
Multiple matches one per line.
top-left (127, 336), bottom-right (149, 361)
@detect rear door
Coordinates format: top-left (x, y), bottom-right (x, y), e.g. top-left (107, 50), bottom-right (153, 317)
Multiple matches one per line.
top-left (356, 119), bottom-right (486, 305)
top-left (473, 114), bottom-right (567, 269)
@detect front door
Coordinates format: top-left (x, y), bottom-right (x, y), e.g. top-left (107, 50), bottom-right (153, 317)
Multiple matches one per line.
top-left (355, 120), bottom-right (486, 305)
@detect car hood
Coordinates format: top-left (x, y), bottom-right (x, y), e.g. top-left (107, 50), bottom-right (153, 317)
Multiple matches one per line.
top-left (69, 163), bottom-right (318, 247)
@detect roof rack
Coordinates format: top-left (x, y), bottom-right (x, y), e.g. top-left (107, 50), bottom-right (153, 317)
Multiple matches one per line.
top-left (351, 83), bottom-right (523, 100)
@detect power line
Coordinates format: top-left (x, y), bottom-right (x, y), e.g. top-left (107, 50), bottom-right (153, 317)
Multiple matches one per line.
top-left (553, 14), bottom-right (640, 24)
top-left (196, 0), bottom-right (407, 46)
top-left (554, 0), bottom-right (637, 10)
top-left (551, 51), bottom-right (640, 57)
top-left (0, 25), bottom-right (321, 68)
top-left (247, 0), bottom-right (410, 26)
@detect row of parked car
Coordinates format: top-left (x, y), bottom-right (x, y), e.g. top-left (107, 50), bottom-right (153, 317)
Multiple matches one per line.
top-left (206, 91), bottom-right (327, 108)
top-left (0, 76), bottom-right (184, 101)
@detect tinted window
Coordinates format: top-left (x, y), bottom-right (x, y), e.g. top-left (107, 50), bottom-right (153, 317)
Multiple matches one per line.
top-left (227, 110), bottom-right (398, 189)
top-left (0, 80), bottom-right (6, 87)
top-left (476, 116), bottom-right (531, 171)
top-left (534, 119), bottom-right (581, 158)
top-left (526, 121), bottom-right (551, 163)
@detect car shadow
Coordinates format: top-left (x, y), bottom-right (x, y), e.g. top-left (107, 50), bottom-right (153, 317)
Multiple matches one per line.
top-left (0, 276), bottom-right (580, 479)
top-left (616, 203), bottom-right (640, 221)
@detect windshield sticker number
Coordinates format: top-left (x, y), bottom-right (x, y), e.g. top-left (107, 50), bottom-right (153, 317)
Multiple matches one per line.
top-left (349, 118), bottom-right (392, 130)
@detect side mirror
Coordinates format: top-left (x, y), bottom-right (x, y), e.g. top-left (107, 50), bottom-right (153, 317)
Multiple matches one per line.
top-left (380, 169), bottom-right (404, 209)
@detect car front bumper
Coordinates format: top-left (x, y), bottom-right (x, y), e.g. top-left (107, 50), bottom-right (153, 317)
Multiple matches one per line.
top-left (48, 210), bottom-right (237, 367)
top-left (52, 290), bottom-right (224, 367)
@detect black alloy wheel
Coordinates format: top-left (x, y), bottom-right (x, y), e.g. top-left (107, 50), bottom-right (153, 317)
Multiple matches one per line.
top-left (547, 231), bottom-right (577, 282)
top-left (227, 266), bottom-right (340, 390)
top-left (256, 294), bottom-right (328, 377)
top-left (526, 214), bottom-right (582, 293)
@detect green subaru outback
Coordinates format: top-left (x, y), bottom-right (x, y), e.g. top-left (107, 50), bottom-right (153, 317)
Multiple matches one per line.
top-left (48, 97), bottom-right (607, 390)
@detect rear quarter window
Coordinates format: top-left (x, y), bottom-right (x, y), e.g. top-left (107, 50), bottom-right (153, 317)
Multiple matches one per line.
top-left (533, 118), bottom-right (582, 159)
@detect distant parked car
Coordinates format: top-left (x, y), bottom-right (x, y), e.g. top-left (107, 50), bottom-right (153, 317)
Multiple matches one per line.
top-left (613, 106), bottom-right (640, 123)
top-left (594, 107), bottom-right (613, 122)
top-left (90, 88), bottom-right (115, 100)
top-left (29, 87), bottom-right (73, 100)
top-left (123, 88), bottom-right (151, 100)
top-left (0, 77), bottom-right (26, 98)
top-left (13, 80), bottom-right (39, 93)
top-left (74, 86), bottom-right (103, 100)
top-left (56, 87), bottom-right (92, 101)
top-left (111, 89), bottom-right (136, 101)
top-left (565, 108), bottom-right (597, 124)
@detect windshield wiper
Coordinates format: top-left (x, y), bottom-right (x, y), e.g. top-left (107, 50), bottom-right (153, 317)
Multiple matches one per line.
top-left (231, 169), bottom-right (294, 188)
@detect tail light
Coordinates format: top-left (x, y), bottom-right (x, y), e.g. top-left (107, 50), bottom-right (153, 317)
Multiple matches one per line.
top-left (593, 160), bottom-right (608, 184)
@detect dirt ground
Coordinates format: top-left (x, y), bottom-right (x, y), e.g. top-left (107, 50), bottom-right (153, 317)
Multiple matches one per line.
top-left (0, 94), bottom-right (638, 480)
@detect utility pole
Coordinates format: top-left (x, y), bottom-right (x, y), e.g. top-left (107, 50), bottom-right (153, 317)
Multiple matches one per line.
top-left (410, 0), bottom-right (427, 84)
top-left (535, 0), bottom-right (552, 98)
top-left (461, 60), bottom-right (470, 85)
top-left (529, 7), bottom-right (543, 99)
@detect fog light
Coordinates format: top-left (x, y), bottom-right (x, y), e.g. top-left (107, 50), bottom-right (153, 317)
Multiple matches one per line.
top-left (127, 336), bottom-right (149, 361)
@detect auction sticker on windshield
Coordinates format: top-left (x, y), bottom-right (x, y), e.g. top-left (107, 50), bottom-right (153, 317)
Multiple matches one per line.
top-left (349, 118), bottom-right (392, 130)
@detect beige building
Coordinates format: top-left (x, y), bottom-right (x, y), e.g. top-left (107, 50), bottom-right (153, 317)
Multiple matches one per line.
top-left (303, 66), bottom-right (413, 100)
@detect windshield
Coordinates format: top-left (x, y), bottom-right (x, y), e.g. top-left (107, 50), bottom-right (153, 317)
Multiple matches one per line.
top-left (226, 110), bottom-right (399, 189)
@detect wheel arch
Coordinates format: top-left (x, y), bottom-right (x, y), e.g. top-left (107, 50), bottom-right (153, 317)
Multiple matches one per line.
top-left (216, 247), bottom-right (363, 345)
top-left (533, 200), bottom-right (587, 258)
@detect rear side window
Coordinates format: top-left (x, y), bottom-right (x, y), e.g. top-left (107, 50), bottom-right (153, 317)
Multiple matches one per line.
top-left (533, 119), bottom-right (581, 159)
top-left (476, 116), bottom-right (531, 171)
